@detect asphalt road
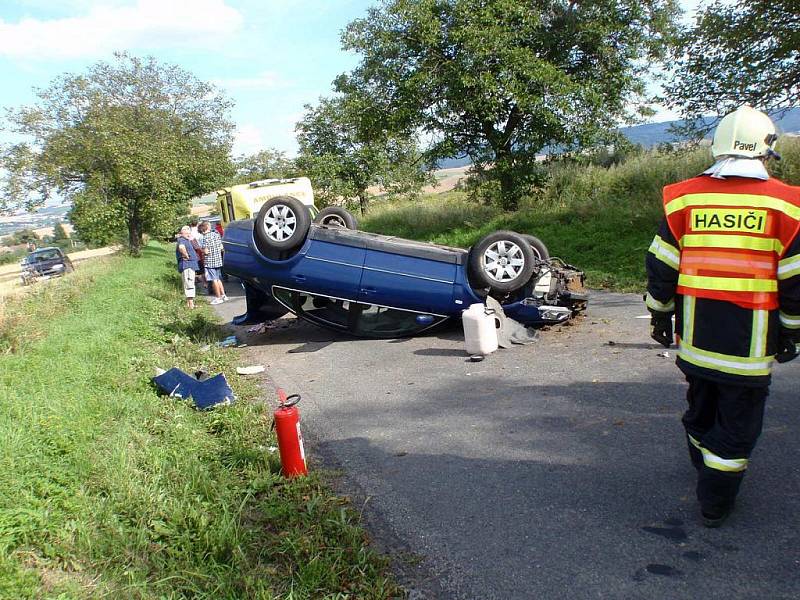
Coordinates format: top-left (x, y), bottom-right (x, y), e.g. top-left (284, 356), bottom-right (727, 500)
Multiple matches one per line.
top-left (213, 284), bottom-right (800, 600)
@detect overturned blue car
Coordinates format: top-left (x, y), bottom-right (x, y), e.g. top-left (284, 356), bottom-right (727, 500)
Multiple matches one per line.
top-left (222, 196), bottom-right (587, 338)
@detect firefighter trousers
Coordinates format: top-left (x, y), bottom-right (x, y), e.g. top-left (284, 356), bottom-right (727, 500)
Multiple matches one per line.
top-left (681, 375), bottom-right (768, 515)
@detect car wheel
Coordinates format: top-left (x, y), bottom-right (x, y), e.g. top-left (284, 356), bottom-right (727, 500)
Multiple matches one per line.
top-left (519, 234), bottom-right (549, 260)
top-left (314, 206), bottom-right (358, 229)
top-left (254, 195), bottom-right (311, 253)
top-left (468, 231), bottom-right (536, 294)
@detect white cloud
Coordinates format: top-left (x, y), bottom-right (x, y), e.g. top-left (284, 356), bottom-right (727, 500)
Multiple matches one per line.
top-left (233, 123), bottom-right (265, 156)
top-left (0, 0), bottom-right (243, 60)
top-left (214, 71), bottom-right (284, 91)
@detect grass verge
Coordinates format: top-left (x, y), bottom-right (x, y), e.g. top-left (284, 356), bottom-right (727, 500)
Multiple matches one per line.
top-left (0, 244), bottom-right (399, 599)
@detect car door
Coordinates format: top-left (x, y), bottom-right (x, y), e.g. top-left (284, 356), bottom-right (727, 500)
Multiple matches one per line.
top-left (289, 226), bottom-right (366, 299)
top-left (358, 236), bottom-right (459, 315)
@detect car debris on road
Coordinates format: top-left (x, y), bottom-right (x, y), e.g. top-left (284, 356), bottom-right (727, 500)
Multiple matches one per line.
top-left (236, 365), bottom-right (265, 375)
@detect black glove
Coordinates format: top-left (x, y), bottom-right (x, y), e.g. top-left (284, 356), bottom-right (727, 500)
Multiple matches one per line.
top-left (650, 311), bottom-right (674, 348)
top-left (775, 328), bottom-right (800, 363)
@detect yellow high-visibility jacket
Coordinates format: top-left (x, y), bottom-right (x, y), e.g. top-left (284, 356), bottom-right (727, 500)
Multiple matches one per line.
top-left (646, 173), bottom-right (800, 385)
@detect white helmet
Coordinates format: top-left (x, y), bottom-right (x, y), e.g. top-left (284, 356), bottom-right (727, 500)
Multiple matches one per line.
top-left (711, 105), bottom-right (780, 160)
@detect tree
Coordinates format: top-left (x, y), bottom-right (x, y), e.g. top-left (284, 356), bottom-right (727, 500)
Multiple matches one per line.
top-left (52, 222), bottom-right (69, 241)
top-left (295, 96), bottom-right (429, 213)
top-left (336, 0), bottom-right (679, 210)
top-left (1, 53), bottom-right (234, 254)
top-left (4, 228), bottom-right (39, 246)
top-left (229, 149), bottom-right (298, 185)
top-left (665, 1), bottom-right (799, 133)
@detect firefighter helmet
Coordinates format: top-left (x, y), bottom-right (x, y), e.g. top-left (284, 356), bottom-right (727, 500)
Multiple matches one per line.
top-left (711, 105), bottom-right (780, 160)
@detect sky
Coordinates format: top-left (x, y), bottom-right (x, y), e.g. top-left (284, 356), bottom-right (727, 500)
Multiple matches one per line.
top-left (0, 0), bottom-right (376, 157)
top-left (0, 0), bottom-right (702, 159)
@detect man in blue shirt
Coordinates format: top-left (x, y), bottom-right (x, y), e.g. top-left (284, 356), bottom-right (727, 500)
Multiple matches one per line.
top-left (176, 226), bottom-right (199, 309)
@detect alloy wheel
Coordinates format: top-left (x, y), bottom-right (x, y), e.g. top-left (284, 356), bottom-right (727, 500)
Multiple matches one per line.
top-left (483, 240), bottom-right (526, 282)
top-left (263, 204), bottom-right (297, 241)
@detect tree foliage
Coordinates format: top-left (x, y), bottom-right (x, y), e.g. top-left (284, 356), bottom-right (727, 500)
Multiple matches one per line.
top-left (295, 96), bottom-right (429, 213)
top-left (1, 53), bottom-right (234, 254)
top-left (665, 0), bottom-right (800, 132)
top-left (52, 222), bottom-right (69, 241)
top-left (229, 148), bottom-right (298, 185)
top-left (336, 0), bottom-right (679, 210)
top-left (2, 228), bottom-right (39, 247)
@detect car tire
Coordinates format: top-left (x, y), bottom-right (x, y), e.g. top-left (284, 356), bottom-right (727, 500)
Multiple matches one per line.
top-left (519, 234), bottom-right (549, 260)
top-left (314, 206), bottom-right (358, 230)
top-left (254, 196), bottom-right (311, 253)
top-left (468, 230), bottom-right (536, 294)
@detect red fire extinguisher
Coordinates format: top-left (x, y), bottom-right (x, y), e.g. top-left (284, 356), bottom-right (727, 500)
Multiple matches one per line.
top-left (273, 388), bottom-right (307, 477)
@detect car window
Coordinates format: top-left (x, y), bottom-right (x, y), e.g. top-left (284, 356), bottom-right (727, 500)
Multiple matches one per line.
top-left (273, 287), bottom-right (447, 337)
top-left (26, 249), bottom-right (61, 263)
top-left (352, 304), bottom-right (446, 337)
top-left (273, 288), bottom-right (351, 331)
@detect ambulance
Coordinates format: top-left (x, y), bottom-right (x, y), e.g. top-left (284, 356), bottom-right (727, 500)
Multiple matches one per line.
top-left (216, 177), bottom-right (317, 226)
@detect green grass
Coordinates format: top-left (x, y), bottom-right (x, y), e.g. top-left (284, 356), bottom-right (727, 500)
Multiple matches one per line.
top-left (362, 140), bottom-right (800, 292)
top-left (0, 245), bottom-right (399, 599)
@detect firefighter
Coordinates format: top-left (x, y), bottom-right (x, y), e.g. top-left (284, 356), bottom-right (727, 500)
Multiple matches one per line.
top-left (646, 105), bottom-right (800, 527)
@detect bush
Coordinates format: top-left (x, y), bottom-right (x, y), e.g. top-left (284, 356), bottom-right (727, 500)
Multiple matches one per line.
top-left (0, 249), bottom-right (27, 266)
top-left (769, 136), bottom-right (800, 185)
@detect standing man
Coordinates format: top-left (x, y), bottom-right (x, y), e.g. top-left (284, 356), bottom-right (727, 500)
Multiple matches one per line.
top-left (176, 226), bottom-right (199, 309)
top-left (646, 106), bottom-right (800, 527)
top-left (198, 221), bottom-right (227, 305)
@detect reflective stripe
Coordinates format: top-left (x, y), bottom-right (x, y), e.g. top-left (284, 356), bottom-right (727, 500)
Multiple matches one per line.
top-left (686, 434), bottom-right (748, 473)
top-left (779, 311), bottom-right (800, 329)
top-left (700, 449), bottom-right (748, 473)
top-left (681, 234), bottom-right (783, 254)
top-left (683, 295), bottom-right (695, 346)
top-left (648, 235), bottom-right (680, 269)
top-left (645, 292), bottom-right (675, 313)
top-left (777, 254), bottom-right (800, 280)
top-left (750, 310), bottom-right (767, 357)
top-left (665, 192), bottom-right (800, 221)
top-left (678, 274), bottom-right (777, 293)
top-left (681, 254), bottom-right (774, 271)
top-left (678, 340), bottom-right (773, 376)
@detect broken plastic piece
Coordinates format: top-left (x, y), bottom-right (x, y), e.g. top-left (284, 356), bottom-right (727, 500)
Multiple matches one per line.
top-left (217, 335), bottom-right (239, 348)
top-left (152, 367), bottom-right (235, 410)
top-left (486, 297), bottom-right (540, 348)
top-left (237, 365), bottom-right (265, 375)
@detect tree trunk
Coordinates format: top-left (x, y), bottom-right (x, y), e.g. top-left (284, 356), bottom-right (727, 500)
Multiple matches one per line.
top-left (494, 147), bottom-right (519, 211)
top-left (498, 169), bottom-right (518, 211)
top-left (358, 192), bottom-right (369, 215)
top-left (489, 132), bottom-right (521, 211)
top-left (127, 214), bottom-right (142, 256)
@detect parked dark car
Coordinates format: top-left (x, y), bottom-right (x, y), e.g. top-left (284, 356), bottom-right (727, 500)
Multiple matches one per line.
top-left (222, 197), bottom-right (587, 338)
top-left (20, 247), bottom-right (74, 285)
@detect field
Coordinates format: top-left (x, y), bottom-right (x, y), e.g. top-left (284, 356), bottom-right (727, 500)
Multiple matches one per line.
top-left (0, 245), bottom-right (397, 599)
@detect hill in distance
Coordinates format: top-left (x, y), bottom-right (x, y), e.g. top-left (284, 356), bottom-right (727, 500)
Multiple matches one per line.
top-left (437, 107), bottom-right (800, 169)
